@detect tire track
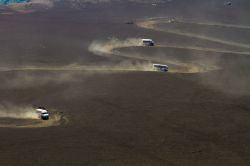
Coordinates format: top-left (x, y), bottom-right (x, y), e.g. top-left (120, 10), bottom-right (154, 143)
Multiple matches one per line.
top-left (137, 19), bottom-right (250, 50)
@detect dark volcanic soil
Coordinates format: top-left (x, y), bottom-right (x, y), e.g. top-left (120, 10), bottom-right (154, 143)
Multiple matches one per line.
top-left (0, 0), bottom-right (250, 166)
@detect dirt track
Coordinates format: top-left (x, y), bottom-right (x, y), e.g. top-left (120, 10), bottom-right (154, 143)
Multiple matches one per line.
top-left (0, 0), bottom-right (250, 165)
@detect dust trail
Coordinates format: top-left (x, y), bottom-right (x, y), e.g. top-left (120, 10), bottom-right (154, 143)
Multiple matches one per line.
top-left (88, 38), bottom-right (219, 73)
top-left (0, 104), bottom-right (38, 119)
top-left (88, 38), bottom-right (142, 55)
top-left (116, 52), bottom-right (219, 73)
top-left (0, 103), bottom-right (66, 128)
top-left (174, 20), bottom-right (250, 30)
top-left (0, 63), bottom-right (155, 89)
top-left (0, 62), bottom-right (154, 73)
top-left (0, 64), bottom-right (154, 90)
top-left (0, 113), bottom-right (65, 128)
top-left (155, 45), bottom-right (250, 56)
top-left (89, 36), bottom-right (250, 55)
top-left (137, 20), bottom-right (250, 50)
top-left (148, 17), bottom-right (250, 30)
top-left (15, 111), bottom-right (66, 128)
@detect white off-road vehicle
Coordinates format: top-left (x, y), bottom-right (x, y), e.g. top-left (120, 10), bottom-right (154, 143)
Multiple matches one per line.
top-left (36, 107), bottom-right (49, 120)
top-left (142, 39), bottom-right (155, 46)
top-left (153, 64), bottom-right (168, 72)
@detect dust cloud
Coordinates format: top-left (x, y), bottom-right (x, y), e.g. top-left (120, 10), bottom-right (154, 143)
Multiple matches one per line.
top-left (0, 103), bottom-right (38, 119)
top-left (0, 62), bottom-right (155, 89)
top-left (0, 103), bottom-right (67, 128)
top-left (88, 38), bottom-right (157, 72)
top-left (88, 38), bottom-right (142, 56)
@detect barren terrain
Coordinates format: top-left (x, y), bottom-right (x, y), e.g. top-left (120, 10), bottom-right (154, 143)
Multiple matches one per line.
top-left (0, 0), bottom-right (250, 165)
